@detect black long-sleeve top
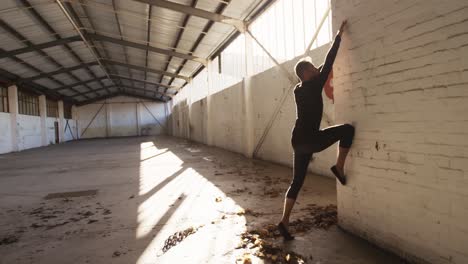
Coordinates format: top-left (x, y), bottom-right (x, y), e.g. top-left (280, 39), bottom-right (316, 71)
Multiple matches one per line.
top-left (292, 35), bottom-right (341, 142)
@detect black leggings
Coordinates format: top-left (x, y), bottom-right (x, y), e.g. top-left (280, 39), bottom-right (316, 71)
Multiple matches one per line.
top-left (286, 124), bottom-right (355, 199)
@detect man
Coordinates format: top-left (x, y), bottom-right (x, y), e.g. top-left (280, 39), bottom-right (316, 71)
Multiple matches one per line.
top-left (278, 20), bottom-right (355, 240)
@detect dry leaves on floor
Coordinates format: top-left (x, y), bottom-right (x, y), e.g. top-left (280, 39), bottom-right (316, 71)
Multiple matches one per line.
top-left (161, 225), bottom-right (204, 253)
top-left (236, 232), bottom-right (306, 264)
top-left (234, 204), bottom-right (338, 263)
top-left (230, 187), bottom-right (249, 195)
top-left (0, 235), bottom-right (19, 245)
top-left (26, 199), bottom-right (113, 231)
top-left (297, 204), bottom-right (337, 230)
top-left (263, 187), bottom-right (283, 198)
top-left (237, 208), bottom-right (263, 217)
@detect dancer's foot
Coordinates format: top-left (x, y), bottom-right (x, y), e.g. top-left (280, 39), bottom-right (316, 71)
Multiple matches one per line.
top-left (278, 222), bottom-right (295, 241)
top-left (331, 165), bottom-right (346, 185)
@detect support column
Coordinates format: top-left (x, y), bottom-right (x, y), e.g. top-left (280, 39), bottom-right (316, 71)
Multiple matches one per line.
top-left (105, 102), bottom-right (111, 138)
top-left (136, 101), bottom-right (141, 136)
top-left (7, 85), bottom-right (18, 152)
top-left (205, 61), bottom-right (213, 146)
top-left (58, 100), bottom-right (65, 143)
top-left (72, 105), bottom-right (79, 139)
top-left (163, 100), bottom-right (172, 135)
top-left (187, 82), bottom-right (192, 140)
top-left (39, 95), bottom-right (47, 146)
top-left (242, 33), bottom-right (255, 158)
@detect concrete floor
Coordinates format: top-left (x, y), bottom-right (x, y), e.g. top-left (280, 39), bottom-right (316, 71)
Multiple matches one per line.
top-left (0, 136), bottom-right (406, 264)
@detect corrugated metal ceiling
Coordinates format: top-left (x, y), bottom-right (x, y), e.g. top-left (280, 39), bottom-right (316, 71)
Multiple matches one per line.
top-left (0, 0), bottom-right (273, 105)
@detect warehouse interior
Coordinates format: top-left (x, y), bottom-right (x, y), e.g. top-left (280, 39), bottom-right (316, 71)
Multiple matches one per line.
top-left (1, 0), bottom-right (467, 263)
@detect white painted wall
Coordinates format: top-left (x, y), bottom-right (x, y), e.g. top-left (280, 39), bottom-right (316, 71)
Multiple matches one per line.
top-left (109, 99), bottom-right (138, 137)
top-left (332, 0), bottom-right (468, 263)
top-left (77, 102), bottom-right (107, 139)
top-left (209, 82), bottom-right (246, 154)
top-left (170, 43), bottom-right (338, 178)
top-left (0, 85), bottom-right (76, 154)
top-left (46, 117), bottom-right (58, 144)
top-left (77, 96), bottom-right (168, 139)
top-left (17, 114), bottom-right (42, 151)
top-left (139, 100), bottom-right (167, 136)
top-left (0, 112), bottom-right (12, 154)
top-left (63, 119), bottom-right (77, 142)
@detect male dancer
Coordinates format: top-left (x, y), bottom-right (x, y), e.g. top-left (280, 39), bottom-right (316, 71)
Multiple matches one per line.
top-left (278, 21), bottom-right (355, 240)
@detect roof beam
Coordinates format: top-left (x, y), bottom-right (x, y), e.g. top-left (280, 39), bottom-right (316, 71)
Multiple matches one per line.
top-left (87, 33), bottom-right (207, 65)
top-left (110, 0), bottom-right (136, 93)
top-left (56, 0), bottom-right (118, 93)
top-left (143, 5), bottom-right (153, 95)
top-left (0, 67), bottom-right (75, 102)
top-left (166, 0), bottom-right (230, 89)
top-left (19, 0), bottom-right (110, 95)
top-left (120, 84), bottom-right (162, 95)
top-left (109, 74), bottom-right (176, 89)
top-left (132, 0), bottom-right (245, 31)
top-left (158, 0), bottom-right (197, 88)
top-left (0, 36), bottom-right (81, 59)
top-left (0, 33), bottom-right (199, 65)
top-left (52, 76), bottom-right (108, 92)
top-left (102, 60), bottom-right (190, 81)
top-left (75, 92), bottom-right (121, 106)
top-left (120, 91), bottom-right (164, 102)
top-left (22, 62), bottom-right (99, 82)
top-left (76, 91), bottom-right (162, 106)
top-left (75, 85), bottom-right (114, 96)
top-left (0, 19), bottom-right (93, 99)
top-left (75, 84), bottom-right (163, 97)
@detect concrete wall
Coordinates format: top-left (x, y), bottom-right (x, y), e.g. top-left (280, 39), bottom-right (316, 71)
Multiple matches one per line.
top-left (63, 119), bottom-right (77, 142)
top-left (77, 96), bottom-right (168, 139)
top-left (0, 112), bottom-right (12, 154)
top-left (139, 99), bottom-right (167, 136)
top-left (109, 99), bottom-right (138, 137)
top-left (17, 114), bottom-right (42, 151)
top-left (77, 102), bottom-right (108, 139)
top-left (46, 117), bottom-right (58, 144)
top-left (332, 0), bottom-right (468, 263)
top-left (0, 85), bottom-right (77, 155)
top-left (209, 82), bottom-right (246, 154)
top-left (170, 43), bottom-right (338, 178)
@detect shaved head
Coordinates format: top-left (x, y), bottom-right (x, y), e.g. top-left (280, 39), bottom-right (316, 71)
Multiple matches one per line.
top-left (294, 58), bottom-right (318, 81)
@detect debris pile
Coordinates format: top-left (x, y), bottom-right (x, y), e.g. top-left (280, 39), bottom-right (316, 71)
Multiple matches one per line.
top-left (26, 199), bottom-right (113, 230)
top-left (234, 205), bottom-right (337, 263)
top-left (230, 187), bottom-right (249, 195)
top-left (0, 235), bottom-right (19, 245)
top-left (162, 225), bottom-right (204, 253)
top-left (236, 232), bottom-right (307, 264)
top-left (300, 204), bottom-right (337, 230)
top-left (237, 208), bottom-right (263, 217)
top-left (263, 187), bottom-right (283, 198)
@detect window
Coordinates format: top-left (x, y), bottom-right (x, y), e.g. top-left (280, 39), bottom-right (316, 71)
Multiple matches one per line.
top-left (64, 103), bottom-right (72, 119)
top-left (47, 99), bottom-right (58, 118)
top-left (18, 91), bottom-right (39, 116)
top-left (0, 86), bottom-right (8, 113)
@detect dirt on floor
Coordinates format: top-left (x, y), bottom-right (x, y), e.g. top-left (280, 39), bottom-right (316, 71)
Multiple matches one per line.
top-left (0, 136), bottom-right (406, 264)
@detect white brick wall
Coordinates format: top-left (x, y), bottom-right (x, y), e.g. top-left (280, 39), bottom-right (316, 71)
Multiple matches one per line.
top-left (333, 0), bottom-right (468, 263)
top-left (169, 43), bottom-right (339, 178)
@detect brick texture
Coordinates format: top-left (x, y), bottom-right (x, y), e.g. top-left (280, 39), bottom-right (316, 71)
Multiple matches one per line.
top-left (333, 0), bottom-right (468, 263)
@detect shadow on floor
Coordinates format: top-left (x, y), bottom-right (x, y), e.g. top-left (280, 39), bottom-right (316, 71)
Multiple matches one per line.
top-left (0, 135), bottom-right (406, 264)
